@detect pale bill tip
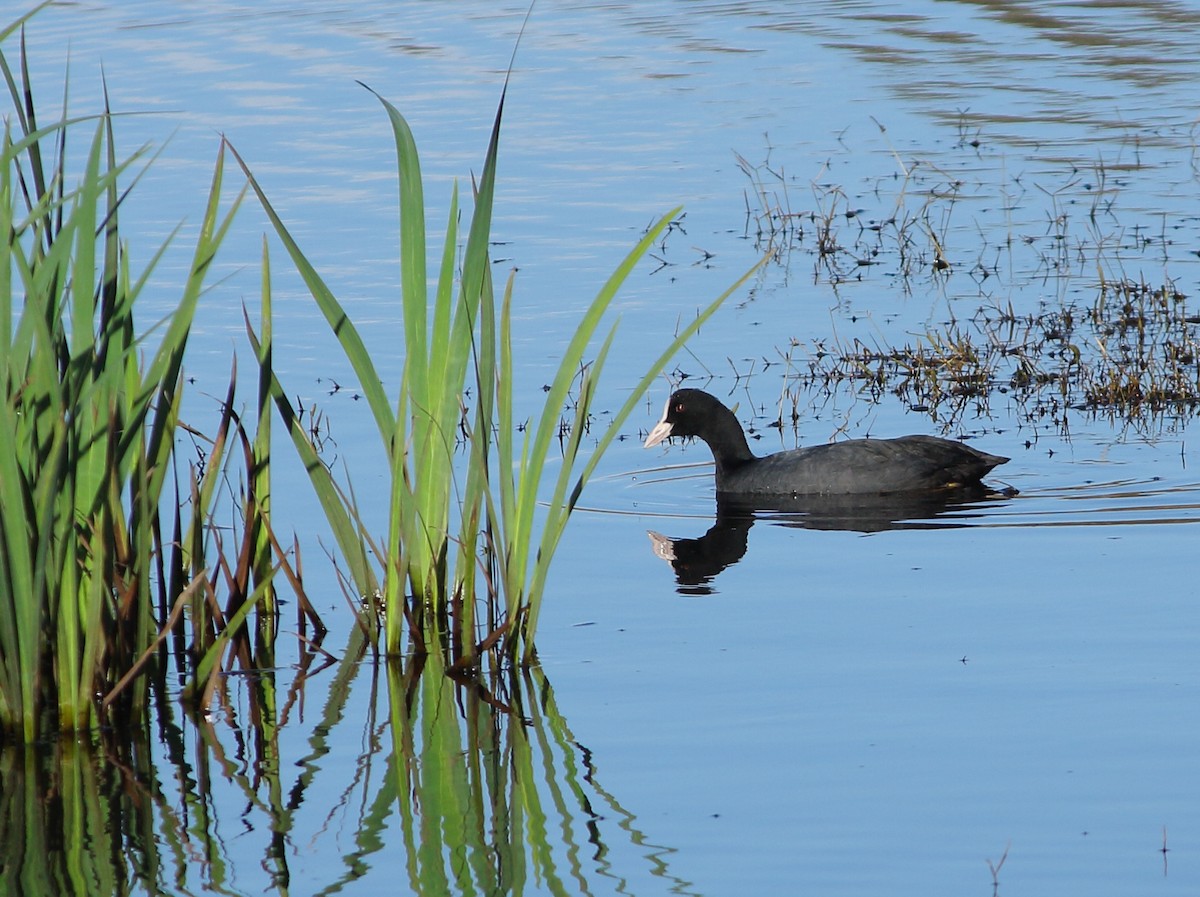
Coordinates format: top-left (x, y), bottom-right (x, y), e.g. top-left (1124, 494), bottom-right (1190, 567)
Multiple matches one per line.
top-left (643, 420), bottom-right (673, 448)
top-left (643, 398), bottom-right (673, 448)
top-left (646, 530), bottom-right (676, 562)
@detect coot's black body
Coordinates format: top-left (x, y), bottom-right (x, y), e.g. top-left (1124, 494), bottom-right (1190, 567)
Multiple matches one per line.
top-left (644, 389), bottom-right (1008, 496)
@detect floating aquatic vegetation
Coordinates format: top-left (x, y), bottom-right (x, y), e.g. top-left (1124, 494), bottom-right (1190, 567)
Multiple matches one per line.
top-left (738, 127), bottom-right (1200, 438)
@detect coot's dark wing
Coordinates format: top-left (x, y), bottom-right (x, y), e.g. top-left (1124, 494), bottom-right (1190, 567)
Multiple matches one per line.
top-left (719, 435), bottom-right (1007, 496)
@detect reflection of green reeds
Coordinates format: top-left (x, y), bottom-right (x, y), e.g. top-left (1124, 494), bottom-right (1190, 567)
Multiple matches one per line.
top-left (1, 741), bottom-right (125, 894)
top-left (236, 83), bottom-right (759, 664)
top-left (380, 657), bottom-right (699, 896)
top-left (1, 633), bottom-right (693, 895)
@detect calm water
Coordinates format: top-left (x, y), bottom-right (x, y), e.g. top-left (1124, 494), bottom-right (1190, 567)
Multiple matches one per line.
top-left (10, 1), bottom-right (1200, 895)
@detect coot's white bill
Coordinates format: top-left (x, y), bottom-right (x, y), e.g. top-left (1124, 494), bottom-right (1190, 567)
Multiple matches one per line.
top-left (643, 399), bottom-right (674, 448)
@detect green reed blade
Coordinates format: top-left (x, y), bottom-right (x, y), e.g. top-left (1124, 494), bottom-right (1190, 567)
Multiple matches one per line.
top-left (497, 209), bottom-right (681, 614)
top-left (491, 271), bottom-right (520, 592)
top-left (393, 186), bottom-right (462, 608)
top-left (0, 131), bottom-right (11, 348)
top-left (454, 264), bottom-right (499, 654)
top-left (363, 84), bottom-right (503, 620)
top-left (138, 148), bottom-right (243, 501)
top-left (362, 85), bottom-right (429, 417)
top-left (251, 236), bottom-right (274, 597)
top-left (0, 3), bottom-right (51, 47)
top-left (226, 140), bottom-right (395, 443)
top-left (517, 253), bottom-right (768, 656)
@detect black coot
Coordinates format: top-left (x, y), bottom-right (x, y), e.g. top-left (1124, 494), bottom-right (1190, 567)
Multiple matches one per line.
top-left (644, 389), bottom-right (1008, 496)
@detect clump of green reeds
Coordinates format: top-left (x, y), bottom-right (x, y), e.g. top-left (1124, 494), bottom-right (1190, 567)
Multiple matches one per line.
top-left (0, 16), bottom-right (290, 741)
top-left (235, 82), bottom-right (760, 667)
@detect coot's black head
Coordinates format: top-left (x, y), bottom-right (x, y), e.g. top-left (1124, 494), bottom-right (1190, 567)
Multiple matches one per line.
top-left (643, 388), bottom-right (756, 469)
top-left (643, 389), bottom-right (718, 446)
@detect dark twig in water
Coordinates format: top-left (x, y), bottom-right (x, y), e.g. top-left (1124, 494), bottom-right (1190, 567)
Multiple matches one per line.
top-left (987, 842), bottom-right (1010, 897)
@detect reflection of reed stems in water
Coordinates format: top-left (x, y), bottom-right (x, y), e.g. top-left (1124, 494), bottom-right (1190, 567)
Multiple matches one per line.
top-left (1, 742), bottom-right (119, 895)
top-left (0, 725), bottom-right (197, 896)
top-left (528, 666), bottom-right (701, 896)
top-left (382, 655), bottom-right (701, 896)
top-left (0, 627), bottom-right (693, 895)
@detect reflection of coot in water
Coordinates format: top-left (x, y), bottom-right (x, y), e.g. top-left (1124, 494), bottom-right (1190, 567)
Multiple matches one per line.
top-left (648, 515), bottom-right (752, 597)
top-left (645, 389), bottom-right (1009, 495)
top-left (649, 488), bottom-right (1014, 595)
top-left (720, 485), bottom-right (1006, 527)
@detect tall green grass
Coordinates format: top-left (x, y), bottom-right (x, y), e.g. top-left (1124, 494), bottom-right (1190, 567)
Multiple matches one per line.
top-left (0, 18), bottom-right (285, 741)
top-left (235, 82), bottom-right (762, 665)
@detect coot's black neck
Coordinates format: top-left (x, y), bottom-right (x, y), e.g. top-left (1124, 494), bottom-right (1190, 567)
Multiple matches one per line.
top-left (705, 402), bottom-right (757, 477)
